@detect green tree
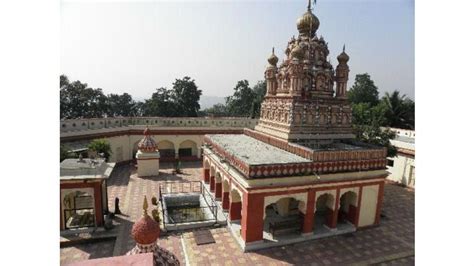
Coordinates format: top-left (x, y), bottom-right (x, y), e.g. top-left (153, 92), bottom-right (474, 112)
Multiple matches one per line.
top-left (202, 103), bottom-right (229, 117)
top-left (60, 74), bottom-right (108, 119)
top-left (380, 91), bottom-right (415, 129)
top-left (347, 73), bottom-right (380, 107)
top-left (353, 125), bottom-right (397, 157)
top-left (142, 87), bottom-right (177, 116)
top-left (226, 80), bottom-right (255, 117)
top-left (250, 80), bottom-right (266, 118)
top-left (352, 102), bottom-right (388, 127)
top-left (107, 93), bottom-right (137, 117)
top-left (170, 77), bottom-right (202, 117)
top-left (88, 139), bottom-right (112, 161)
top-left (60, 144), bottom-right (72, 162)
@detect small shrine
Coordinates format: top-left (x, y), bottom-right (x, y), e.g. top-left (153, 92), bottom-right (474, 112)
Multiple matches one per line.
top-left (136, 127), bottom-right (160, 177)
top-left (60, 156), bottom-right (115, 230)
top-left (127, 196), bottom-right (180, 265)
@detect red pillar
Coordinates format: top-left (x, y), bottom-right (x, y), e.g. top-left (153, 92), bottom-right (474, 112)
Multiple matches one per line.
top-left (355, 186), bottom-right (363, 227)
top-left (328, 189), bottom-right (341, 228)
top-left (374, 181), bottom-right (385, 225)
top-left (215, 182), bottom-right (222, 199)
top-left (222, 191), bottom-right (230, 210)
top-left (210, 175), bottom-right (215, 192)
top-left (302, 189), bottom-right (316, 234)
top-left (93, 182), bottom-right (104, 227)
top-left (229, 201), bottom-right (241, 220)
top-left (203, 169), bottom-right (210, 183)
top-left (241, 193), bottom-right (264, 243)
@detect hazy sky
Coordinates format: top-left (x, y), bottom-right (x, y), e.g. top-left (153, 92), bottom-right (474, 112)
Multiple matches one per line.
top-left (60, 0), bottom-right (414, 101)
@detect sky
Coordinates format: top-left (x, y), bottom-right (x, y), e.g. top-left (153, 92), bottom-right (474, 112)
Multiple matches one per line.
top-left (60, 0), bottom-right (414, 102)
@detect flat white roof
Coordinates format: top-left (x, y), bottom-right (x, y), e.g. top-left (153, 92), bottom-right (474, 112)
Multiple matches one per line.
top-left (207, 134), bottom-right (311, 165)
top-left (60, 159), bottom-right (115, 180)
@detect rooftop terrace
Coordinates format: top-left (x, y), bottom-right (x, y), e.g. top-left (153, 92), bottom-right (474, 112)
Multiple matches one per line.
top-left (206, 134), bottom-right (311, 165)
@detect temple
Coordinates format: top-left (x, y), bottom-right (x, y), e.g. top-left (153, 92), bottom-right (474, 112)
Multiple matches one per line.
top-left (202, 1), bottom-right (389, 250)
top-left (136, 127), bottom-right (160, 177)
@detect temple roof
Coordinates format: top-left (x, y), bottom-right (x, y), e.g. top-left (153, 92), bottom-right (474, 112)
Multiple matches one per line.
top-left (206, 134), bottom-right (311, 165)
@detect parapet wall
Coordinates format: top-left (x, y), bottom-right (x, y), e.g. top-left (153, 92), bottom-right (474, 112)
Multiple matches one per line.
top-left (60, 117), bottom-right (258, 133)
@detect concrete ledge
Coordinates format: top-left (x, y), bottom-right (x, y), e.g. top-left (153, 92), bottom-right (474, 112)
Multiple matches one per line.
top-left (228, 220), bottom-right (357, 252)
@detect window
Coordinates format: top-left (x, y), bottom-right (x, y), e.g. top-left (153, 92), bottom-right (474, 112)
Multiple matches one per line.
top-left (387, 159), bottom-right (394, 167)
top-left (179, 148), bottom-right (192, 157)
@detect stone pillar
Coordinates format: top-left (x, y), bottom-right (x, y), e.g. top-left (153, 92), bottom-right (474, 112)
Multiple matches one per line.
top-left (197, 147), bottom-right (202, 159)
top-left (203, 169), bottom-right (210, 183)
top-left (241, 193), bottom-right (264, 243)
top-left (222, 191), bottom-right (230, 210)
top-left (328, 189), bottom-right (341, 228)
top-left (210, 175), bottom-right (215, 192)
top-left (302, 189), bottom-right (316, 234)
top-left (374, 181), bottom-right (385, 225)
top-left (215, 182), bottom-right (222, 200)
top-left (229, 201), bottom-right (242, 221)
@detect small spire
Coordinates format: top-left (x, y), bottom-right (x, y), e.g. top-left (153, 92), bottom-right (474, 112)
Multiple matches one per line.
top-left (307, 0), bottom-right (311, 11)
top-left (343, 44), bottom-right (346, 52)
top-left (143, 196), bottom-right (149, 216)
top-left (272, 47), bottom-right (275, 54)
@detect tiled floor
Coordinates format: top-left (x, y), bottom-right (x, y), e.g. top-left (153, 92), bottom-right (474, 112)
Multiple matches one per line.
top-left (60, 240), bottom-right (115, 265)
top-left (60, 162), bottom-right (414, 265)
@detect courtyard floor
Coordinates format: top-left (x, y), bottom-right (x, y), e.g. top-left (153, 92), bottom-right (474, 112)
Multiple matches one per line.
top-left (60, 161), bottom-right (414, 266)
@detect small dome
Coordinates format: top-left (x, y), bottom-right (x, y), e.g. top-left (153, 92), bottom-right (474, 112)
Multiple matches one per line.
top-left (138, 127), bottom-right (158, 152)
top-left (131, 196), bottom-right (160, 245)
top-left (290, 44), bottom-right (304, 60)
top-left (296, 1), bottom-right (319, 37)
top-left (267, 47), bottom-right (279, 66)
top-left (337, 45), bottom-right (350, 63)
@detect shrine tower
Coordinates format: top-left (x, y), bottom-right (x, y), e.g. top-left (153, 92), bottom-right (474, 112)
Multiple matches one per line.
top-left (255, 0), bottom-right (353, 147)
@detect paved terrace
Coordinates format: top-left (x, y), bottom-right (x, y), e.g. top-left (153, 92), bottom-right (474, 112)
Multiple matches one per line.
top-left (60, 162), bottom-right (414, 266)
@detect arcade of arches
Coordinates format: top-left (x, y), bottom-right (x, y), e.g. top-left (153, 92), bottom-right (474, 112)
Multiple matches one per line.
top-left (202, 155), bottom-right (385, 247)
top-left (132, 138), bottom-right (200, 162)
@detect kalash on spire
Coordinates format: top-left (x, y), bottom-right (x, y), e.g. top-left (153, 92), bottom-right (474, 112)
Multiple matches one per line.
top-left (256, 0), bottom-right (353, 146)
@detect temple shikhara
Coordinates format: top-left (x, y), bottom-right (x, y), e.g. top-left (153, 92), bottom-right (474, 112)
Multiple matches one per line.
top-left (202, 1), bottom-right (389, 250)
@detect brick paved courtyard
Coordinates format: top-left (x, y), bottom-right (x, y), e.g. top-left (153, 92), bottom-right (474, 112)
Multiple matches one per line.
top-left (60, 162), bottom-right (414, 265)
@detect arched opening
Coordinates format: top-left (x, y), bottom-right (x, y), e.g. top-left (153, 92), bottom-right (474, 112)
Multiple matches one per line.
top-left (62, 191), bottom-right (95, 229)
top-left (314, 193), bottom-right (335, 232)
top-left (178, 140), bottom-right (197, 160)
top-left (263, 197), bottom-right (305, 239)
top-left (229, 189), bottom-right (242, 221)
top-left (222, 179), bottom-right (230, 210)
top-left (214, 172), bottom-right (222, 200)
top-left (158, 140), bottom-right (175, 160)
top-left (338, 191), bottom-right (358, 226)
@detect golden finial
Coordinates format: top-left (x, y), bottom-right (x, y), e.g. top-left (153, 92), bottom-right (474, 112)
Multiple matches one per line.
top-left (143, 196), bottom-right (149, 216)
